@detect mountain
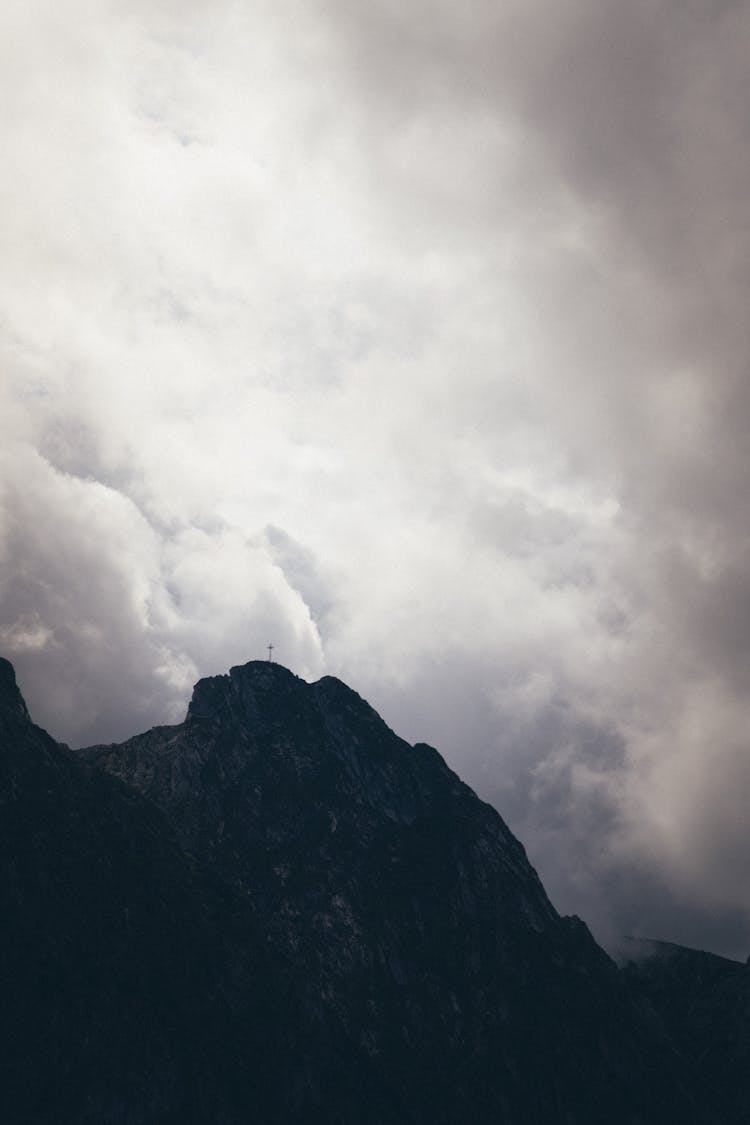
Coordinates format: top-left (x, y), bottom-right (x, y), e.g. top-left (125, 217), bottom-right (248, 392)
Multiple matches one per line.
top-left (1, 656), bottom-right (745, 1122)
top-left (620, 938), bottom-right (750, 1124)
top-left (0, 656), bottom-right (285, 1125)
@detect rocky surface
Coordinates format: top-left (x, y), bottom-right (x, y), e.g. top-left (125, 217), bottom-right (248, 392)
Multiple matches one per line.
top-left (2, 656), bottom-right (745, 1122)
top-left (0, 657), bottom-right (285, 1125)
top-left (621, 938), bottom-right (750, 1124)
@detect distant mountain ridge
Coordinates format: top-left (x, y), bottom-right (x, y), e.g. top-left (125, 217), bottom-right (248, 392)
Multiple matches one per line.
top-left (1, 656), bottom-right (748, 1123)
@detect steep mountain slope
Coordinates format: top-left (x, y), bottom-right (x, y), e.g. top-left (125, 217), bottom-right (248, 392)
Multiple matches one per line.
top-left (81, 660), bottom-right (704, 1124)
top-left (621, 938), bottom-right (750, 1125)
top-left (4, 654), bottom-right (741, 1122)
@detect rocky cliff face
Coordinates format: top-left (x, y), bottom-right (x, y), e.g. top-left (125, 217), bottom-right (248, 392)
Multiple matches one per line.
top-left (2, 657), bottom-right (744, 1123)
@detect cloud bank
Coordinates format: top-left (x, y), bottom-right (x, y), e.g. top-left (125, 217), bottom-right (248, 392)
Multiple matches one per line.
top-left (2, 0), bottom-right (750, 958)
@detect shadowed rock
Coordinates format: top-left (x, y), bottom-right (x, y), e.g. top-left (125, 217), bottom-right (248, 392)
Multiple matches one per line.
top-left (2, 657), bottom-right (739, 1123)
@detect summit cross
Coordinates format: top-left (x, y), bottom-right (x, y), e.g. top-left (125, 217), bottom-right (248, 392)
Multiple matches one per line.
top-left (267, 643), bottom-right (274, 662)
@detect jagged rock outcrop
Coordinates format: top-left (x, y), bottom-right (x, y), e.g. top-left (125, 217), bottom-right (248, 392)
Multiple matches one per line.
top-left (1, 656), bottom-right (741, 1123)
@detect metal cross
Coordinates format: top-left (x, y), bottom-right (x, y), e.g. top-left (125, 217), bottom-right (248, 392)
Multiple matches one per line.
top-left (267, 643), bottom-right (274, 662)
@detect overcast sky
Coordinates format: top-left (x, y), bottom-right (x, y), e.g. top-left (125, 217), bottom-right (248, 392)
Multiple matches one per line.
top-left (3, 0), bottom-right (750, 960)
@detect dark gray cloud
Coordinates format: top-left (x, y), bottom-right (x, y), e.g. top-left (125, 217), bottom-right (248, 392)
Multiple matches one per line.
top-left (2, 0), bottom-right (750, 959)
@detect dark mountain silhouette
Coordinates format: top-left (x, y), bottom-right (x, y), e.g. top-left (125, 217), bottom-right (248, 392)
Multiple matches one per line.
top-left (1, 656), bottom-right (746, 1122)
top-left (0, 657), bottom-right (285, 1125)
top-left (620, 938), bottom-right (750, 1124)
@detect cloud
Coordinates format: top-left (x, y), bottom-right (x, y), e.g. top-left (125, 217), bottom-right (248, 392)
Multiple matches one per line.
top-left (2, 0), bottom-right (750, 958)
top-left (0, 443), bottom-right (324, 744)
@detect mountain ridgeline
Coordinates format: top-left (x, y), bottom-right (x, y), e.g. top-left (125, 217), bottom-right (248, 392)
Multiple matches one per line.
top-left (1, 656), bottom-right (747, 1123)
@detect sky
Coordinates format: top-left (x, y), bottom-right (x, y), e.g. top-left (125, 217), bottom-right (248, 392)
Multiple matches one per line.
top-left (2, 0), bottom-right (750, 960)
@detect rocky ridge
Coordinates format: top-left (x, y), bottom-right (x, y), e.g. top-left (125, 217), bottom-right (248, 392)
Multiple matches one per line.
top-left (620, 938), bottom-right (750, 1123)
top-left (2, 657), bottom-right (747, 1122)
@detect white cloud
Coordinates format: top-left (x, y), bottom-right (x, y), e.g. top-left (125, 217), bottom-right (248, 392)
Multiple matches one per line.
top-left (3, 0), bottom-right (750, 957)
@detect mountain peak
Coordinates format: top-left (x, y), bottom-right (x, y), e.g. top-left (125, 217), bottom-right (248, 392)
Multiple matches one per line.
top-left (0, 656), bottom-right (31, 733)
top-left (7, 656), bottom-right (749, 1123)
top-left (230, 658), bottom-right (300, 683)
top-left (185, 658), bottom-right (301, 719)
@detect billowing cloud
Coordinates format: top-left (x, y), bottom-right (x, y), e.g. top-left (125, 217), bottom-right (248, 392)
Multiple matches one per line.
top-left (2, 0), bottom-right (750, 959)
